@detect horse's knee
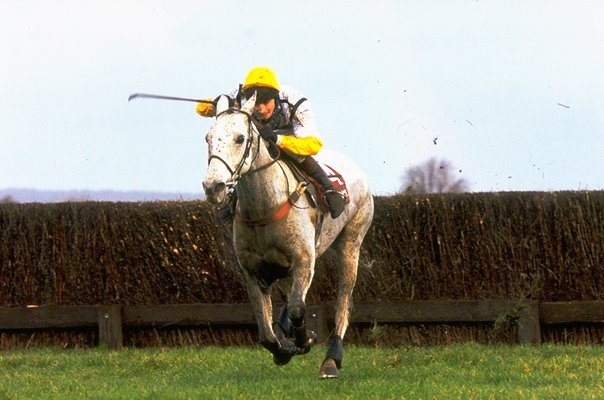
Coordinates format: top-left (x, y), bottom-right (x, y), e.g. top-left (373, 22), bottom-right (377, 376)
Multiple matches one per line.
top-left (288, 303), bottom-right (306, 326)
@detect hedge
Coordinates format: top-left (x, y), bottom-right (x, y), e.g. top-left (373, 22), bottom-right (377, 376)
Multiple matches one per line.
top-left (1, 191), bottom-right (603, 347)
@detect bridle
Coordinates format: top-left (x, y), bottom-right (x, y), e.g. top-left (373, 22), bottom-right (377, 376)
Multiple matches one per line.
top-left (207, 107), bottom-right (279, 188)
top-left (207, 106), bottom-right (308, 228)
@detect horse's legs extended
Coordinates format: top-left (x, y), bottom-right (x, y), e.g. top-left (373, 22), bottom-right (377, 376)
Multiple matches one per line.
top-left (242, 269), bottom-right (297, 365)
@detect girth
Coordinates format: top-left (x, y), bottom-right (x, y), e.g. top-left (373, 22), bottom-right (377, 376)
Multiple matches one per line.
top-left (234, 181), bottom-right (308, 228)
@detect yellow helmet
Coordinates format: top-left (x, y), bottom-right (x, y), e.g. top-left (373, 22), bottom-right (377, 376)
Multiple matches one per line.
top-left (242, 66), bottom-right (280, 92)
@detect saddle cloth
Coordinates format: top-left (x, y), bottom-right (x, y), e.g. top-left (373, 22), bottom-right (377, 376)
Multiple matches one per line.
top-left (306, 163), bottom-right (351, 213)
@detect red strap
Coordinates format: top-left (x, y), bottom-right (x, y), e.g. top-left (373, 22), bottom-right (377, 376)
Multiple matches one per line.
top-left (235, 183), bottom-right (306, 228)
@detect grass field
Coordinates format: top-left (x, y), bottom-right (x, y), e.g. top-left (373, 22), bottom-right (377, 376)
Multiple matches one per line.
top-left (1, 343), bottom-right (604, 399)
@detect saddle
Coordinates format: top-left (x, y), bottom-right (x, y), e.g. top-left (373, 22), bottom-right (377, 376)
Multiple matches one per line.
top-left (284, 158), bottom-right (350, 214)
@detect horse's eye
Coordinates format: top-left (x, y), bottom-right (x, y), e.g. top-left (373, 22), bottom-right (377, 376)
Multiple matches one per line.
top-left (235, 135), bottom-right (245, 144)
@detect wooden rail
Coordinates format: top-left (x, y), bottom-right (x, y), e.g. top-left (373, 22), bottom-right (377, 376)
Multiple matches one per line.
top-left (1, 300), bottom-right (603, 349)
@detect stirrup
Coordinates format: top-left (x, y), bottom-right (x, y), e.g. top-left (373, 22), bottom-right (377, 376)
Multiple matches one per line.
top-left (324, 190), bottom-right (345, 219)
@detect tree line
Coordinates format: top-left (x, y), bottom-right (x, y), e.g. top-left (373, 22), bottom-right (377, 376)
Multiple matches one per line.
top-left (400, 157), bottom-right (469, 194)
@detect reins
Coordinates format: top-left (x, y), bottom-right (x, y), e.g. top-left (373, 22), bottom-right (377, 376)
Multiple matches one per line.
top-left (209, 106), bottom-right (307, 227)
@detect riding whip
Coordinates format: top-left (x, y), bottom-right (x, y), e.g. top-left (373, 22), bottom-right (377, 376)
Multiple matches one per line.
top-left (128, 93), bottom-right (214, 104)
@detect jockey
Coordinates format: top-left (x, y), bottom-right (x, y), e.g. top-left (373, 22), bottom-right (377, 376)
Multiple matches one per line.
top-left (196, 66), bottom-right (346, 219)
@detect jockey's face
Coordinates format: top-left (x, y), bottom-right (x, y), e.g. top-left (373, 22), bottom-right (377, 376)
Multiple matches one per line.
top-left (254, 98), bottom-right (276, 121)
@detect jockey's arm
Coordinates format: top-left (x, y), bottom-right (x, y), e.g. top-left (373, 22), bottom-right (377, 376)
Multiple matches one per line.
top-left (276, 93), bottom-right (323, 156)
top-left (276, 135), bottom-right (323, 156)
top-left (194, 85), bottom-right (324, 156)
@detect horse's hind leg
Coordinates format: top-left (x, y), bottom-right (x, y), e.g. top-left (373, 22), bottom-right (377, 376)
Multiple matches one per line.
top-left (320, 196), bottom-right (373, 379)
top-left (319, 239), bottom-right (359, 379)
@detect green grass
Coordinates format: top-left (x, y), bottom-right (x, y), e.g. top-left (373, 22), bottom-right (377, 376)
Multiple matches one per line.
top-left (2, 343), bottom-right (604, 399)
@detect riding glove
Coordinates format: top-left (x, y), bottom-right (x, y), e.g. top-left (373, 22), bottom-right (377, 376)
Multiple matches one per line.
top-left (195, 98), bottom-right (216, 117)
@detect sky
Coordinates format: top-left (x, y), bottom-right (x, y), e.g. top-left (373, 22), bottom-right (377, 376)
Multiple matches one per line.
top-left (1, 0), bottom-right (603, 196)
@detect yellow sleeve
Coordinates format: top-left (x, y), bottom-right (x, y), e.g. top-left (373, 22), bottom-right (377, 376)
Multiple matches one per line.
top-left (195, 98), bottom-right (216, 117)
top-left (277, 135), bottom-right (323, 156)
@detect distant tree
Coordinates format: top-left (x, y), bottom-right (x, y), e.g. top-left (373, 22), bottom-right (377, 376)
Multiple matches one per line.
top-left (400, 157), bottom-right (470, 193)
top-left (1, 195), bottom-right (15, 203)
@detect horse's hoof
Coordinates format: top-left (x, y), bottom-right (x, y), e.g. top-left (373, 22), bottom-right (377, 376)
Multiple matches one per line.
top-left (272, 339), bottom-right (298, 366)
top-left (319, 358), bottom-right (339, 379)
top-left (296, 330), bottom-right (317, 355)
top-left (273, 352), bottom-right (294, 366)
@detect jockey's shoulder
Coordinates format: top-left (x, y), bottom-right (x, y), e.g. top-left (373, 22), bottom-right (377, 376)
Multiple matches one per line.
top-left (279, 85), bottom-right (306, 103)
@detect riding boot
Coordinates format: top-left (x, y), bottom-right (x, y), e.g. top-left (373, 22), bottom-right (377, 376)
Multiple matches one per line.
top-left (299, 156), bottom-right (345, 218)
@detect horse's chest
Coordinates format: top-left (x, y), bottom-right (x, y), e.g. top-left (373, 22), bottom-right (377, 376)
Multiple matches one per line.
top-left (237, 248), bottom-right (291, 288)
top-left (234, 227), bottom-right (311, 287)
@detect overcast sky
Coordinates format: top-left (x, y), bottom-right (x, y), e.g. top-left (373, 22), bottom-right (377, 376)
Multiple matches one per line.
top-left (1, 1), bottom-right (603, 196)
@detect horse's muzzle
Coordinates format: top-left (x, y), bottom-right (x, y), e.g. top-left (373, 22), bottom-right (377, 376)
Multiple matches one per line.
top-left (202, 180), bottom-right (226, 204)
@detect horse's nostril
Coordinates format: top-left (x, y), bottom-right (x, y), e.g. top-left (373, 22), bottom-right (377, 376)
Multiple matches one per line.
top-left (212, 182), bottom-right (226, 195)
top-left (203, 180), bottom-right (226, 196)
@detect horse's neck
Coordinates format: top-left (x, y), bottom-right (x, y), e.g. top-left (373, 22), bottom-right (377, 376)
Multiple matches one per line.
top-left (236, 150), bottom-right (291, 217)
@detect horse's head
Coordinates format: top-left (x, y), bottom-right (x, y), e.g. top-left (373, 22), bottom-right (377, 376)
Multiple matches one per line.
top-left (202, 93), bottom-right (260, 204)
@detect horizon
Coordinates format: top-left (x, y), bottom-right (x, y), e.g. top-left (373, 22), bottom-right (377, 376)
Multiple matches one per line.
top-left (0, 187), bottom-right (204, 203)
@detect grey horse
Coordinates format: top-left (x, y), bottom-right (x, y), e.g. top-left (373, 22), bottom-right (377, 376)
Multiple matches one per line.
top-left (202, 94), bottom-right (374, 379)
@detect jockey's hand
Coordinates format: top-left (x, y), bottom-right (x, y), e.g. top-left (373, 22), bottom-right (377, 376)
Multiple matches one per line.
top-left (195, 98), bottom-right (216, 117)
top-left (257, 124), bottom-right (277, 143)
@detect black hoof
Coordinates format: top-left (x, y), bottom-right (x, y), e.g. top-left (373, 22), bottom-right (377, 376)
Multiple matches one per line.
top-left (271, 339), bottom-right (298, 366)
top-left (262, 338), bottom-right (297, 366)
top-left (296, 330), bottom-right (317, 355)
top-left (319, 358), bottom-right (339, 379)
top-left (273, 352), bottom-right (294, 366)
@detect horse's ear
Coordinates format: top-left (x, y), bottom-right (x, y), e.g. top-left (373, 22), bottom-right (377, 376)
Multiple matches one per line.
top-left (241, 91), bottom-right (256, 115)
top-left (215, 95), bottom-right (230, 116)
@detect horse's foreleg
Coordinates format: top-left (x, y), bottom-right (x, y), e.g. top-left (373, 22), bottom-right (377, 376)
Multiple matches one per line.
top-left (319, 193), bottom-right (373, 379)
top-left (333, 246), bottom-right (359, 341)
top-left (242, 270), bottom-right (297, 365)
